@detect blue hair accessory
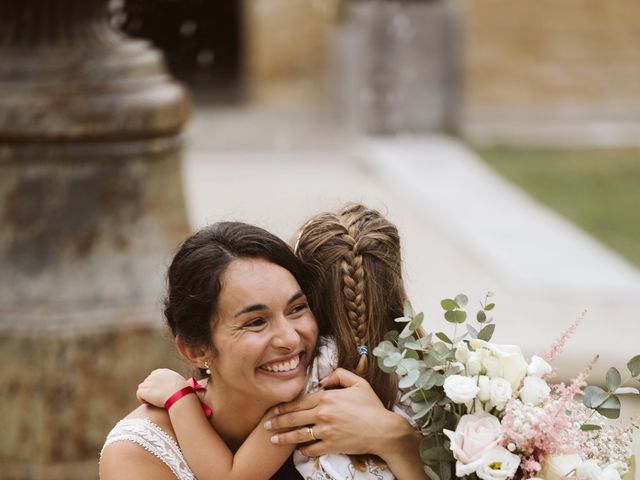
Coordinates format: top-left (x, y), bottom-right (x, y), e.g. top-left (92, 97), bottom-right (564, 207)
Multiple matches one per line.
top-left (356, 344), bottom-right (368, 356)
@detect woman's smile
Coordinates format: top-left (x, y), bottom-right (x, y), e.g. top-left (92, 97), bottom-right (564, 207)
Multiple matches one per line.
top-left (258, 352), bottom-right (305, 374)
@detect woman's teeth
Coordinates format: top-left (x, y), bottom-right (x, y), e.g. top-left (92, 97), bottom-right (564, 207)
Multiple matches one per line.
top-left (261, 355), bottom-right (300, 372)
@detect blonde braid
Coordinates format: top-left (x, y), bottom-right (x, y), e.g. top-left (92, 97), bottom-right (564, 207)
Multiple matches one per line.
top-left (340, 248), bottom-right (369, 375)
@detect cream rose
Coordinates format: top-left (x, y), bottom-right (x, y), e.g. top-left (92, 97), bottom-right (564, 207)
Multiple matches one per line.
top-left (540, 454), bottom-right (583, 480)
top-left (443, 413), bottom-right (503, 476)
top-left (475, 446), bottom-right (521, 480)
top-left (519, 376), bottom-right (550, 406)
top-left (527, 355), bottom-right (553, 377)
top-left (489, 377), bottom-right (512, 410)
top-left (466, 351), bottom-right (484, 376)
top-left (455, 342), bottom-right (471, 363)
top-left (444, 374), bottom-right (480, 405)
top-left (469, 340), bottom-right (528, 388)
top-left (576, 460), bottom-right (623, 480)
top-left (477, 375), bottom-right (491, 402)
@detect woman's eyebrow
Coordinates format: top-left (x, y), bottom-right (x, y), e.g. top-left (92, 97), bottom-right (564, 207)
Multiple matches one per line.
top-left (287, 290), bottom-right (305, 304)
top-left (234, 303), bottom-right (267, 317)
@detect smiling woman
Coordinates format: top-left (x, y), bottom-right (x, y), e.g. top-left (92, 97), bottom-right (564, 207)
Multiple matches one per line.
top-left (99, 222), bottom-right (317, 479)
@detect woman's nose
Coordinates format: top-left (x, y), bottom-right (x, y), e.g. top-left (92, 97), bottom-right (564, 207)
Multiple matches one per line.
top-left (272, 317), bottom-right (300, 350)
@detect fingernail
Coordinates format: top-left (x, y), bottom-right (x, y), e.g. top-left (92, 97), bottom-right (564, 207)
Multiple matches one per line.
top-left (263, 420), bottom-right (272, 430)
top-left (270, 435), bottom-right (279, 444)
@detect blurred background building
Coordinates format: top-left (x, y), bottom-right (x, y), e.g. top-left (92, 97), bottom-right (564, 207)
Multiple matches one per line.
top-left (1, 0), bottom-right (639, 478)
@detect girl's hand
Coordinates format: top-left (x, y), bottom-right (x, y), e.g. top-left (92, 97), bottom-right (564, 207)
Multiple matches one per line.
top-left (136, 369), bottom-right (188, 408)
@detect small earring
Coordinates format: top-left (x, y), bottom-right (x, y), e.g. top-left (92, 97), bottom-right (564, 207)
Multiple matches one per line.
top-left (204, 361), bottom-right (211, 376)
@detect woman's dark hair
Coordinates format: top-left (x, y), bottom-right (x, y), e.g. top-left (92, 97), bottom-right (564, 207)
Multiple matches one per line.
top-left (164, 222), bottom-right (312, 351)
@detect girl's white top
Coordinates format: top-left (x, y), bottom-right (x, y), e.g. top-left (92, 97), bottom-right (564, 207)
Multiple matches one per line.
top-left (294, 337), bottom-right (402, 480)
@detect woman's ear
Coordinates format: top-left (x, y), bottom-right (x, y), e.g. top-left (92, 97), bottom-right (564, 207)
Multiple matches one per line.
top-left (175, 336), bottom-right (210, 370)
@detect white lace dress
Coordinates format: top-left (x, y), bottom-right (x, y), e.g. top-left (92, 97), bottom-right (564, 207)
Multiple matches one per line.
top-left (101, 418), bottom-right (195, 480)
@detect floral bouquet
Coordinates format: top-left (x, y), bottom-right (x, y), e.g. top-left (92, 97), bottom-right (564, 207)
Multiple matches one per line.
top-left (373, 294), bottom-right (640, 480)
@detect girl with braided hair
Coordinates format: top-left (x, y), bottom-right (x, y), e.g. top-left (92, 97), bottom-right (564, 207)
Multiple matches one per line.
top-left (123, 208), bottom-right (425, 480)
top-left (267, 203), bottom-right (422, 478)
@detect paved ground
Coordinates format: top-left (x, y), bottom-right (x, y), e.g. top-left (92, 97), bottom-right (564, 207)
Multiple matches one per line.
top-left (183, 102), bottom-right (640, 447)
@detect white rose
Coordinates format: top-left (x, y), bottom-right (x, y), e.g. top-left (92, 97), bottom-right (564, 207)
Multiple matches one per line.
top-left (455, 342), bottom-right (471, 363)
top-left (475, 446), bottom-right (521, 480)
top-left (469, 340), bottom-right (528, 388)
top-left (527, 355), bottom-right (553, 378)
top-left (519, 376), bottom-right (551, 405)
top-left (466, 351), bottom-right (483, 376)
top-left (477, 375), bottom-right (491, 402)
top-left (576, 460), bottom-right (622, 480)
top-left (540, 454), bottom-right (583, 480)
top-left (444, 374), bottom-right (480, 405)
top-left (489, 377), bottom-right (512, 410)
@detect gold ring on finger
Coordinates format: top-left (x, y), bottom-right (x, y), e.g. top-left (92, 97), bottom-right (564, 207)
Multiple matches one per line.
top-left (307, 425), bottom-right (317, 441)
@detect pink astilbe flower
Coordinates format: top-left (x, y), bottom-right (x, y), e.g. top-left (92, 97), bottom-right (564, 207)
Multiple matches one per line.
top-left (543, 311), bottom-right (586, 366)
top-left (501, 357), bottom-right (598, 478)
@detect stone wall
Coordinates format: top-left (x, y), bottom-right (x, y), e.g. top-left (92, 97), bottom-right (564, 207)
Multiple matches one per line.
top-left (243, 0), bottom-right (341, 104)
top-left (459, 0), bottom-right (640, 143)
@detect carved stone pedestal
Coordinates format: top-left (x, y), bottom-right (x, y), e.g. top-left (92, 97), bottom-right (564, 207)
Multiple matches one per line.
top-left (0, 1), bottom-right (191, 478)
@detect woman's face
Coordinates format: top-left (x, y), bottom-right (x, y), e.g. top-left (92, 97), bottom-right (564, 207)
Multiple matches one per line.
top-left (210, 257), bottom-right (318, 406)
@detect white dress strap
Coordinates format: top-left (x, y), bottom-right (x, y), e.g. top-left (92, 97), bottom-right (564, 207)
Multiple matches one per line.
top-left (101, 418), bottom-right (196, 480)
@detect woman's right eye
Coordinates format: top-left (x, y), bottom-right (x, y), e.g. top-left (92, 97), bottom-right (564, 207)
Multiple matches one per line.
top-left (244, 318), bottom-right (266, 329)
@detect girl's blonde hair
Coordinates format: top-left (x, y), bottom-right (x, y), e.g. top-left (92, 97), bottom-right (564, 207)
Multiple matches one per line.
top-left (295, 203), bottom-right (406, 409)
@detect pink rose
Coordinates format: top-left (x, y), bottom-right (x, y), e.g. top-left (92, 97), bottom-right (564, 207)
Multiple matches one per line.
top-left (444, 413), bottom-right (503, 476)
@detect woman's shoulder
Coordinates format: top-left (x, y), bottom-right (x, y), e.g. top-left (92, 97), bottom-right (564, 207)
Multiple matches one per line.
top-left (100, 405), bottom-right (187, 480)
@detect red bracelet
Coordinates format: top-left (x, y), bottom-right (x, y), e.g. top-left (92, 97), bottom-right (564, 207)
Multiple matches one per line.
top-left (164, 386), bottom-right (195, 411)
top-left (164, 378), bottom-right (213, 418)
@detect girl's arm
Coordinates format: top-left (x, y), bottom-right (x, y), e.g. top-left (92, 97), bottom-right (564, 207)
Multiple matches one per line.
top-left (265, 368), bottom-right (428, 480)
top-left (137, 369), bottom-right (294, 480)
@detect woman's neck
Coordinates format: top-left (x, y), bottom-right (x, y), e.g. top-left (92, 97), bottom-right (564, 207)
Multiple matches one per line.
top-left (203, 385), bottom-right (270, 451)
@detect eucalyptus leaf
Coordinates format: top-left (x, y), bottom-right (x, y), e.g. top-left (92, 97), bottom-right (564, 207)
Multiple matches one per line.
top-left (627, 354), bottom-right (640, 378)
top-left (440, 299), bottom-right (459, 311)
top-left (403, 299), bottom-right (415, 318)
top-left (394, 316), bottom-right (411, 324)
top-left (434, 373), bottom-right (446, 387)
top-left (410, 312), bottom-right (425, 332)
top-left (477, 324), bottom-right (496, 342)
top-left (454, 294), bottom-right (468, 308)
top-left (444, 310), bottom-right (466, 324)
top-left (417, 369), bottom-right (437, 390)
top-left (383, 352), bottom-right (403, 368)
top-left (436, 332), bottom-right (453, 344)
top-left (596, 394), bottom-right (621, 419)
top-left (400, 388), bottom-right (419, 403)
top-left (476, 310), bottom-right (487, 323)
top-left (614, 387), bottom-right (640, 395)
top-left (383, 330), bottom-right (399, 343)
top-left (583, 385), bottom-right (609, 409)
top-left (580, 424), bottom-right (602, 431)
top-left (399, 368), bottom-right (421, 389)
top-left (421, 446), bottom-right (452, 462)
top-left (485, 303), bottom-right (495, 311)
top-left (399, 323), bottom-right (413, 339)
top-left (606, 367), bottom-right (622, 391)
top-left (422, 464), bottom-right (441, 480)
top-left (377, 356), bottom-right (397, 374)
top-left (466, 324), bottom-right (479, 339)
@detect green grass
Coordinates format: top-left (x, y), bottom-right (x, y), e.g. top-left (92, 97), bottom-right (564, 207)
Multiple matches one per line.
top-left (474, 147), bottom-right (640, 268)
